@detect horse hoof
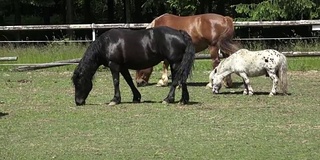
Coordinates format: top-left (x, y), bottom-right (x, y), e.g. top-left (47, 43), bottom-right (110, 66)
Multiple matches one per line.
top-left (162, 101), bottom-right (169, 105)
top-left (269, 93), bottom-right (275, 97)
top-left (156, 80), bottom-right (168, 87)
top-left (178, 100), bottom-right (188, 105)
top-left (108, 102), bottom-right (117, 106)
top-left (206, 82), bottom-right (212, 89)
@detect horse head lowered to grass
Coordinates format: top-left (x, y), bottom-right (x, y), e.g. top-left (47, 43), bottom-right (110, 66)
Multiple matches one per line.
top-left (209, 49), bottom-right (288, 96)
top-left (72, 26), bottom-right (195, 106)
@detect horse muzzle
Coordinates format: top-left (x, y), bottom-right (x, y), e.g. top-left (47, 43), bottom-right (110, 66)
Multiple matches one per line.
top-left (212, 88), bottom-right (219, 94)
top-left (136, 79), bottom-right (148, 87)
top-left (75, 98), bottom-right (86, 106)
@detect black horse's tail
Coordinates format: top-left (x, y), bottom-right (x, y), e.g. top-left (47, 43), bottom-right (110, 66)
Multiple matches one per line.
top-left (175, 30), bottom-right (195, 84)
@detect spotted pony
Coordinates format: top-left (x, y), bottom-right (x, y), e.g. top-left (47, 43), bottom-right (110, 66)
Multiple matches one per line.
top-left (209, 49), bottom-right (288, 96)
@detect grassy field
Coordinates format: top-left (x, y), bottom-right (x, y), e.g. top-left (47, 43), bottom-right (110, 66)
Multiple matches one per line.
top-left (1, 44), bottom-right (320, 159)
top-left (1, 62), bottom-right (320, 159)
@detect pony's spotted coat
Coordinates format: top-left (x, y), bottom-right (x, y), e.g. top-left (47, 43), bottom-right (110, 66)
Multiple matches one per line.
top-left (210, 49), bottom-right (288, 96)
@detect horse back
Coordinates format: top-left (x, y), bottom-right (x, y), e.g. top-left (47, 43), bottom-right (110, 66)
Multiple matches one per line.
top-left (102, 27), bottom-right (188, 70)
top-left (150, 13), bottom-right (235, 52)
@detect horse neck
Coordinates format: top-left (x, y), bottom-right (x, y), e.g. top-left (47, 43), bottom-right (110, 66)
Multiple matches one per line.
top-left (78, 58), bottom-right (100, 79)
top-left (216, 60), bottom-right (233, 78)
top-left (79, 40), bottom-right (103, 78)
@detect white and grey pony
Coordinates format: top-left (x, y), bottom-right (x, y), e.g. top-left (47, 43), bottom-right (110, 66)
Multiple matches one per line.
top-left (209, 49), bottom-right (288, 96)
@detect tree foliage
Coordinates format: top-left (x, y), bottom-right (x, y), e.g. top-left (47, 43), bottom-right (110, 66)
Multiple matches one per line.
top-left (233, 0), bottom-right (320, 20)
top-left (0, 0), bottom-right (319, 41)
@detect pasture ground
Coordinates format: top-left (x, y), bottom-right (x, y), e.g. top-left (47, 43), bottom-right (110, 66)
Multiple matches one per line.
top-left (0, 65), bottom-right (319, 159)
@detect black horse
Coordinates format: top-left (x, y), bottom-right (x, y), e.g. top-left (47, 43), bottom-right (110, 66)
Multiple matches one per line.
top-left (72, 26), bottom-right (195, 106)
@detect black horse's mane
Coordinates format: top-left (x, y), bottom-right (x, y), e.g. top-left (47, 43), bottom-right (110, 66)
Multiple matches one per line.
top-left (72, 37), bottom-right (105, 86)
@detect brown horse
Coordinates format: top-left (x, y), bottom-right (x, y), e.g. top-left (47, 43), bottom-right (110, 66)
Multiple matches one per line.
top-left (135, 13), bottom-right (239, 88)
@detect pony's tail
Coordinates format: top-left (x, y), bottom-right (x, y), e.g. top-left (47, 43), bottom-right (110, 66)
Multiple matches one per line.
top-left (217, 16), bottom-right (239, 57)
top-left (278, 55), bottom-right (288, 95)
top-left (175, 30), bottom-right (195, 84)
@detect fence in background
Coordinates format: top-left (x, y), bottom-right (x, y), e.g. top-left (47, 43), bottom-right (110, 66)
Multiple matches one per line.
top-left (0, 20), bottom-right (320, 42)
top-left (0, 20), bottom-right (320, 67)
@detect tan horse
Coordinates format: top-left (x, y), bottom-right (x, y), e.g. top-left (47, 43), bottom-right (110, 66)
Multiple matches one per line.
top-left (135, 13), bottom-right (239, 88)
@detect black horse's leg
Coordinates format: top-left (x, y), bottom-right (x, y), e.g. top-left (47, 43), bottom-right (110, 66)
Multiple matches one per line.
top-left (109, 62), bottom-right (121, 105)
top-left (120, 69), bottom-right (141, 103)
top-left (163, 64), bottom-right (178, 104)
top-left (179, 83), bottom-right (189, 105)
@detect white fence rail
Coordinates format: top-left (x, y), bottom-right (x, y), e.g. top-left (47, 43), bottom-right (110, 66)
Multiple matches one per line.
top-left (0, 20), bottom-right (319, 42)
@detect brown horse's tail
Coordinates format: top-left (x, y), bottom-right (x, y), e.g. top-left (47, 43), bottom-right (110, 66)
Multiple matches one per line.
top-left (217, 16), bottom-right (239, 57)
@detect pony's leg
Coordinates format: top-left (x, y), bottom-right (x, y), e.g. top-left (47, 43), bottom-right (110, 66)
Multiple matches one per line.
top-left (109, 62), bottom-right (121, 105)
top-left (242, 78), bottom-right (249, 95)
top-left (156, 60), bottom-right (169, 87)
top-left (208, 46), bottom-right (232, 88)
top-left (266, 70), bottom-right (278, 96)
top-left (239, 72), bottom-right (253, 95)
top-left (163, 63), bottom-right (178, 104)
top-left (121, 69), bottom-right (141, 102)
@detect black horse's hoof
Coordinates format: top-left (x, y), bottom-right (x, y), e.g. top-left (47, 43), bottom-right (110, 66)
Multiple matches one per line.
top-left (162, 98), bottom-right (174, 104)
top-left (108, 101), bottom-right (120, 106)
top-left (178, 99), bottom-right (189, 105)
top-left (132, 99), bottom-right (141, 103)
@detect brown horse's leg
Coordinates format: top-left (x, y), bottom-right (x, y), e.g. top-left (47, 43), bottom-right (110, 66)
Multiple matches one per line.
top-left (135, 68), bottom-right (153, 87)
top-left (208, 46), bottom-right (233, 88)
top-left (156, 60), bottom-right (169, 87)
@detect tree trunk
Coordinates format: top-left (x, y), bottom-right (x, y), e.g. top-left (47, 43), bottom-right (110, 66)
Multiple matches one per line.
top-left (123, 0), bottom-right (131, 23)
top-left (133, 0), bottom-right (143, 22)
top-left (84, 0), bottom-right (92, 23)
top-left (216, 0), bottom-right (225, 15)
top-left (43, 7), bottom-right (51, 24)
top-left (196, 0), bottom-right (206, 14)
top-left (13, 0), bottom-right (21, 40)
top-left (66, 0), bottom-right (74, 39)
top-left (61, 0), bottom-right (66, 23)
top-left (107, 0), bottom-right (114, 22)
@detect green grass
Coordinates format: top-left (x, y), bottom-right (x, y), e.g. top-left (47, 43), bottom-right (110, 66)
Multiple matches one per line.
top-left (0, 44), bottom-right (320, 159)
top-left (1, 42), bottom-right (320, 71)
top-left (1, 67), bottom-right (320, 159)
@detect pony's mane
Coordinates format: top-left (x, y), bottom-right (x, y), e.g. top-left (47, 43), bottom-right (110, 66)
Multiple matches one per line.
top-left (216, 58), bottom-right (227, 71)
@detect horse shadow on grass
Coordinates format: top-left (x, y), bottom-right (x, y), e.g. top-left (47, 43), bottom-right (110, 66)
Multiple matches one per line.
top-left (155, 81), bottom-right (244, 88)
top-left (85, 100), bottom-right (200, 106)
top-left (218, 91), bottom-right (290, 96)
top-left (0, 112), bottom-right (9, 118)
top-left (187, 81), bottom-right (244, 88)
